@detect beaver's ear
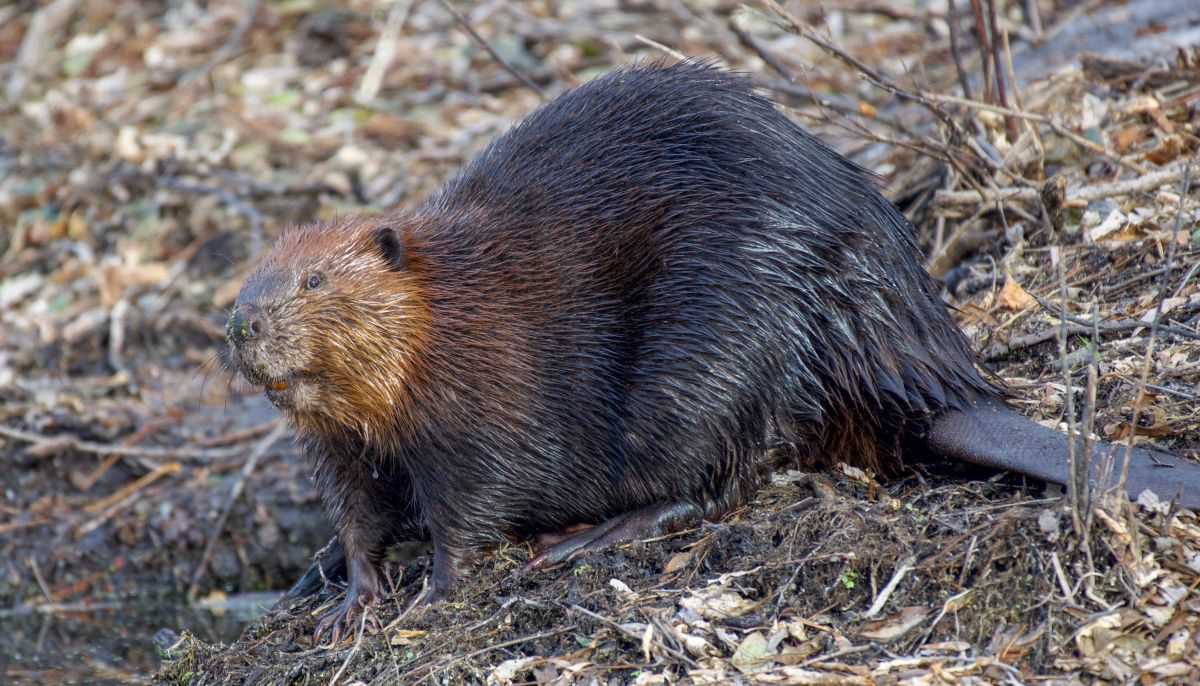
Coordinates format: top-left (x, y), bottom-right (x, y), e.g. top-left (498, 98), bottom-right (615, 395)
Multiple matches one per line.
top-left (372, 226), bottom-right (407, 271)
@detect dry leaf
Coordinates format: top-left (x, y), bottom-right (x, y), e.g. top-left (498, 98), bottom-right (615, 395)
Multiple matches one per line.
top-left (1074, 609), bottom-right (1150, 656)
top-left (389, 629), bottom-right (426, 645)
top-left (996, 277), bottom-right (1034, 311)
top-left (730, 631), bottom-right (774, 674)
top-left (1124, 95), bottom-right (1161, 116)
top-left (609, 578), bottom-right (635, 598)
top-left (679, 589), bottom-right (758, 619)
top-left (488, 656), bottom-right (539, 685)
top-left (1113, 125), bottom-right (1144, 153)
top-left (839, 463), bottom-right (868, 482)
top-left (664, 551), bottom-right (693, 575)
top-left (857, 606), bottom-right (930, 642)
top-left (361, 113), bottom-right (426, 148)
top-left (197, 589), bottom-right (228, 617)
top-left (1088, 208), bottom-right (1128, 242)
top-left (675, 627), bottom-right (713, 658)
top-left (774, 636), bottom-right (825, 665)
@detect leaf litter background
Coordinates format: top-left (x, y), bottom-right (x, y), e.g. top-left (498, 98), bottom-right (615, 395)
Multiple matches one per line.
top-left (1, 0), bottom-right (1200, 684)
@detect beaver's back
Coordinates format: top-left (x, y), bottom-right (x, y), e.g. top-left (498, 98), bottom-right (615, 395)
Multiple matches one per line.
top-left (395, 62), bottom-right (994, 545)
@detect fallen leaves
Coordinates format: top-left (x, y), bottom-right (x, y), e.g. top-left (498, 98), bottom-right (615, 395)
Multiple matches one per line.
top-left (857, 607), bottom-right (930, 643)
top-left (730, 630), bottom-right (772, 674)
top-left (996, 277), bottom-right (1034, 311)
top-left (389, 628), bottom-right (426, 646)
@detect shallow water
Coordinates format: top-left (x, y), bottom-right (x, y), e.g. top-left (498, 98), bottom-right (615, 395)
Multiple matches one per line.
top-left (0, 593), bottom-right (279, 685)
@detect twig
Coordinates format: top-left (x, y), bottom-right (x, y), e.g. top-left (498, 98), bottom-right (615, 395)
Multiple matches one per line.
top-left (935, 162), bottom-right (1190, 208)
top-left (830, 1), bottom-right (943, 22)
top-left (864, 556), bottom-right (914, 618)
top-left (207, 169), bottom-right (338, 199)
top-left (1023, 0), bottom-right (1043, 38)
top-left (634, 34), bottom-right (687, 61)
top-left (0, 423), bottom-right (268, 462)
top-left (0, 518), bottom-right (52, 536)
top-left (1172, 259), bottom-right (1200, 300)
top-left (757, 78), bottom-right (858, 111)
top-left (357, 0), bottom-right (415, 103)
top-left (439, 0), bottom-right (544, 98)
top-left (1122, 163), bottom-right (1192, 496)
top-left (27, 556), bottom-right (54, 604)
top-left (730, 17), bottom-right (793, 82)
top-left (759, 0), bottom-right (976, 158)
top-left (983, 317), bottom-right (1200, 360)
top-left (1082, 304), bottom-right (1100, 549)
top-left (328, 609), bottom-right (370, 686)
top-left (969, 0), bottom-right (993, 102)
top-left (801, 644), bottom-right (874, 667)
top-left (82, 461), bottom-right (183, 515)
top-left (107, 297), bottom-right (131, 375)
top-left (4, 0), bottom-right (81, 103)
top-left (77, 461), bottom-right (183, 536)
top-left (784, 100), bottom-right (972, 171)
top-left (956, 534), bottom-right (981, 590)
top-left (1039, 0), bottom-right (1106, 45)
top-left (999, 19), bottom-right (1024, 112)
top-left (1030, 293), bottom-right (1200, 339)
top-left (1100, 262), bottom-right (1194, 296)
top-left (187, 420), bottom-right (288, 601)
top-left (919, 92), bottom-right (1147, 175)
top-left (986, 292), bottom-right (1200, 360)
top-left (986, 0), bottom-right (1019, 143)
top-left (1055, 247), bottom-right (1084, 536)
top-left (77, 418), bottom-right (174, 490)
top-left (568, 603), bottom-right (699, 668)
top-left (945, 0), bottom-right (973, 100)
top-left (460, 627), bottom-right (575, 661)
top-left (194, 420), bottom-right (279, 448)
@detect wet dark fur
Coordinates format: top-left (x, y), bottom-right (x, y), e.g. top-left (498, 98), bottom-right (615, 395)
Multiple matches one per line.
top-left (366, 62), bottom-right (992, 549)
top-left (229, 62), bottom-right (1199, 635)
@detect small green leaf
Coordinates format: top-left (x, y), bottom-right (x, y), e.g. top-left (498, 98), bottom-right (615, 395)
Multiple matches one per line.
top-left (839, 569), bottom-right (860, 589)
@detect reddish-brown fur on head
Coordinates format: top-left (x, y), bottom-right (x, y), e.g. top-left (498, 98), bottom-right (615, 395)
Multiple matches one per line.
top-left (227, 215), bottom-right (427, 440)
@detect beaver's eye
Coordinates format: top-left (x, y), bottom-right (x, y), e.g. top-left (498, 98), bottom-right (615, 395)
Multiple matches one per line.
top-left (305, 274), bottom-right (323, 290)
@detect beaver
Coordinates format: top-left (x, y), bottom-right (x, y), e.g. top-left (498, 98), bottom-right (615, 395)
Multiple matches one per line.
top-left (227, 61), bottom-right (1200, 640)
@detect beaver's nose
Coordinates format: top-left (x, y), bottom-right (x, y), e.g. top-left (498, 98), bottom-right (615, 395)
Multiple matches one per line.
top-left (227, 304), bottom-right (265, 347)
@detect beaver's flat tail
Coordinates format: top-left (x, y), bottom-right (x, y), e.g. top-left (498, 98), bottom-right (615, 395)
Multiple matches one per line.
top-left (927, 395), bottom-right (1200, 509)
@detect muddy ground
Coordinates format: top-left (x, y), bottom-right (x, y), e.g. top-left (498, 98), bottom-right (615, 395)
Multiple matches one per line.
top-left (2, 0), bottom-right (1200, 684)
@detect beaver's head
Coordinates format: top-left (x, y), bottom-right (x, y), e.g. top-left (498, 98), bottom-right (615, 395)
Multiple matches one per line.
top-left (227, 217), bottom-right (423, 435)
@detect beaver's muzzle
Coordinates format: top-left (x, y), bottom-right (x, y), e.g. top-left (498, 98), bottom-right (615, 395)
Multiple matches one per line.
top-left (227, 303), bottom-right (266, 348)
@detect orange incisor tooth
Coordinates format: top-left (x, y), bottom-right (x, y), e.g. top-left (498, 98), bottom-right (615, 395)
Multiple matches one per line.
top-left (270, 380), bottom-right (289, 391)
